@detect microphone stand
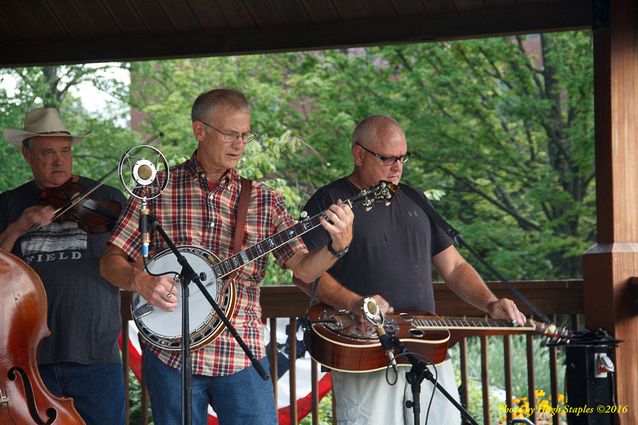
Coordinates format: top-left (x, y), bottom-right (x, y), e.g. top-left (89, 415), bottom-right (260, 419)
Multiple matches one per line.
top-left (149, 215), bottom-right (269, 425)
top-left (390, 335), bottom-right (479, 425)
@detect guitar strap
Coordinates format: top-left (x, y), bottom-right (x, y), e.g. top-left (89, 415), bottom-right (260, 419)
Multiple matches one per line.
top-left (219, 177), bottom-right (252, 293)
top-left (400, 183), bottom-right (552, 323)
top-left (235, 177), bottom-right (252, 254)
top-left (399, 183), bottom-right (462, 246)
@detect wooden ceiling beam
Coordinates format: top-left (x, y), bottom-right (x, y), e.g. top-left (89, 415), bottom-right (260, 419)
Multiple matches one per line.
top-left (0, 3), bottom-right (591, 67)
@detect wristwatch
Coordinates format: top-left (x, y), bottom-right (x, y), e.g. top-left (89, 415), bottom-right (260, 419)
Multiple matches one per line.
top-left (327, 241), bottom-right (349, 258)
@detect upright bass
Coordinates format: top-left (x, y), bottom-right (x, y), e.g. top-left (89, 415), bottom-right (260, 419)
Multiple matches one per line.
top-left (0, 248), bottom-right (85, 424)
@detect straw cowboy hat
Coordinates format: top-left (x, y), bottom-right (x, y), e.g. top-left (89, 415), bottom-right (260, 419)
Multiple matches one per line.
top-left (3, 107), bottom-right (88, 146)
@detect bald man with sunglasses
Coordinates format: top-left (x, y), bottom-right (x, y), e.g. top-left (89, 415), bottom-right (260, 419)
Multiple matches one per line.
top-left (296, 115), bottom-right (525, 425)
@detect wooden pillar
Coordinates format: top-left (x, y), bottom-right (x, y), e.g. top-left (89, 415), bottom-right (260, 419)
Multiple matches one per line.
top-left (584, 0), bottom-right (638, 422)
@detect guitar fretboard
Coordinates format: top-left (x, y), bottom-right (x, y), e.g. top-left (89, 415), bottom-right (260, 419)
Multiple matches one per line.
top-left (211, 213), bottom-right (323, 279)
top-left (413, 317), bottom-right (534, 331)
top-left (209, 182), bottom-right (396, 279)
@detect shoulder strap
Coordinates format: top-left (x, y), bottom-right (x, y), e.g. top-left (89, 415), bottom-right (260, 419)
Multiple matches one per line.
top-left (399, 183), bottom-right (462, 245)
top-left (234, 177), bottom-right (252, 254)
top-left (220, 177), bottom-right (252, 292)
top-left (399, 183), bottom-right (436, 219)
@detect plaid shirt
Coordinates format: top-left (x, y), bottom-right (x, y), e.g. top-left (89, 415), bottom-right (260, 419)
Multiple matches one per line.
top-left (109, 151), bottom-right (305, 376)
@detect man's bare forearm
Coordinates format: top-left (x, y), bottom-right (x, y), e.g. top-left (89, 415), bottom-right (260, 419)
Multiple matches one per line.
top-left (99, 244), bottom-right (141, 292)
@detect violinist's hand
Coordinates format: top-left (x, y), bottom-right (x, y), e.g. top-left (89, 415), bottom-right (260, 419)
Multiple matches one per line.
top-left (320, 200), bottom-right (354, 252)
top-left (132, 271), bottom-right (179, 312)
top-left (16, 205), bottom-right (56, 233)
top-left (0, 205), bottom-right (56, 251)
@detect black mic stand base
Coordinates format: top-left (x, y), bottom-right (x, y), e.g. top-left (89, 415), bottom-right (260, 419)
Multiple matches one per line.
top-left (404, 362), bottom-right (479, 425)
top-left (393, 335), bottom-right (479, 425)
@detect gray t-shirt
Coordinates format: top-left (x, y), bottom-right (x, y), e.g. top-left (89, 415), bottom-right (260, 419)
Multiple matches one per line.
top-left (0, 177), bottom-right (126, 365)
top-left (301, 178), bottom-right (452, 313)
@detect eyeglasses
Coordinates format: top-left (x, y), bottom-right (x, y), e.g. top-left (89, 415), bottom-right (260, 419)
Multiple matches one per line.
top-left (199, 120), bottom-right (257, 143)
top-left (356, 143), bottom-right (411, 166)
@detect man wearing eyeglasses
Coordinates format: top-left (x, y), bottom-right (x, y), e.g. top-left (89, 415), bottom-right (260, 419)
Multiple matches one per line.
top-left (99, 88), bottom-right (354, 425)
top-left (296, 115), bottom-right (525, 425)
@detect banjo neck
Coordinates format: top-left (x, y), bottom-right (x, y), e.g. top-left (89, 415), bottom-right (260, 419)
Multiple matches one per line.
top-left (210, 181), bottom-right (397, 280)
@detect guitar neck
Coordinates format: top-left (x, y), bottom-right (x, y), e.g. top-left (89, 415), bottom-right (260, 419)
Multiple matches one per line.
top-left (413, 316), bottom-right (534, 332)
top-left (410, 315), bottom-right (570, 341)
top-left (212, 187), bottom-right (376, 279)
top-left (212, 212), bottom-right (324, 279)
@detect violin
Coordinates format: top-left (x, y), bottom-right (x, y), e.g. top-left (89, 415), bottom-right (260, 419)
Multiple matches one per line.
top-left (38, 177), bottom-right (122, 234)
top-left (0, 248), bottom-right (85, 424)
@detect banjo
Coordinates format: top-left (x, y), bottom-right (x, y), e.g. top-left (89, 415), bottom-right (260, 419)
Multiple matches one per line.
top-left (131, 181), bottom-right (398, 351)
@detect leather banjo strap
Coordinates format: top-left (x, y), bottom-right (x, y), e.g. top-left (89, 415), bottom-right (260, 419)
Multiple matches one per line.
top-left (219, 177), bottom-right (252, 294)
top-left (234, 177), bottom-right (252, 254)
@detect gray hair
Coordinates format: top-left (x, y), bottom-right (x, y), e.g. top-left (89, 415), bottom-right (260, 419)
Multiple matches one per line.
top-left (351, 115), bottom-right (403, 148)
top-left (191, 89), bottom-right (251, 122)
top-left (22, 138), bottom-right (34, 150)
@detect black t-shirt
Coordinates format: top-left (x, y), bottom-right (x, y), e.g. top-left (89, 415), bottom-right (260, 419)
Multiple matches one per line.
top-left (301, 178), bottom-right (452, 312)
top-left (0, 177), bottom-right (127, 365)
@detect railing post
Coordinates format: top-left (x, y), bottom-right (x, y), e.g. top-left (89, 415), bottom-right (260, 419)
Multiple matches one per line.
top-left (480, 335), bottom-right (490, 425)
top-left (120, 291), bottom-right (131, 425)
top-left (269, 317), bottom-right (278, 406)
top-left (311, 359), bottom-right (319, 425)
top-left (288, 317), bottom-right (298, 425)
top-left (526, 334), bottom-right (537, 424)
top-left (503, 335), bottom-right (513, 425)
top-left (459, 338), bottom-right (469, 411)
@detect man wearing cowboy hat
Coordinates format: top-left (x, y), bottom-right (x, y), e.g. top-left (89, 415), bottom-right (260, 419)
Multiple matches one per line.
top-left (0, 107), bottom-right (127, 425)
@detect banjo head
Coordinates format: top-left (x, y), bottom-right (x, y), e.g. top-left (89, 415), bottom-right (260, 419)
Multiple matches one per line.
top-left (131, 245), bottom-right (237, 351)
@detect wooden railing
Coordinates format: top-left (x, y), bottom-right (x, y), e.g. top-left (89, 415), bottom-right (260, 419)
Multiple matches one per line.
top-left (120, 280), bottom-right (584, 425)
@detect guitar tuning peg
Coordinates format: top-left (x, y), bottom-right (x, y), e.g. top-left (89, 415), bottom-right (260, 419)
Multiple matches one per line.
top-left (300, 211), bottom-right (308, 219)
top-left (384, 200), bottom-right (391, 207)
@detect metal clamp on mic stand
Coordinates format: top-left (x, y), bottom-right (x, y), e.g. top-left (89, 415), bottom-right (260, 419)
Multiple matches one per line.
top-left (363, 297), bottom-right (479, 425)
top-left (119, 145), bottom-right (269, 425)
